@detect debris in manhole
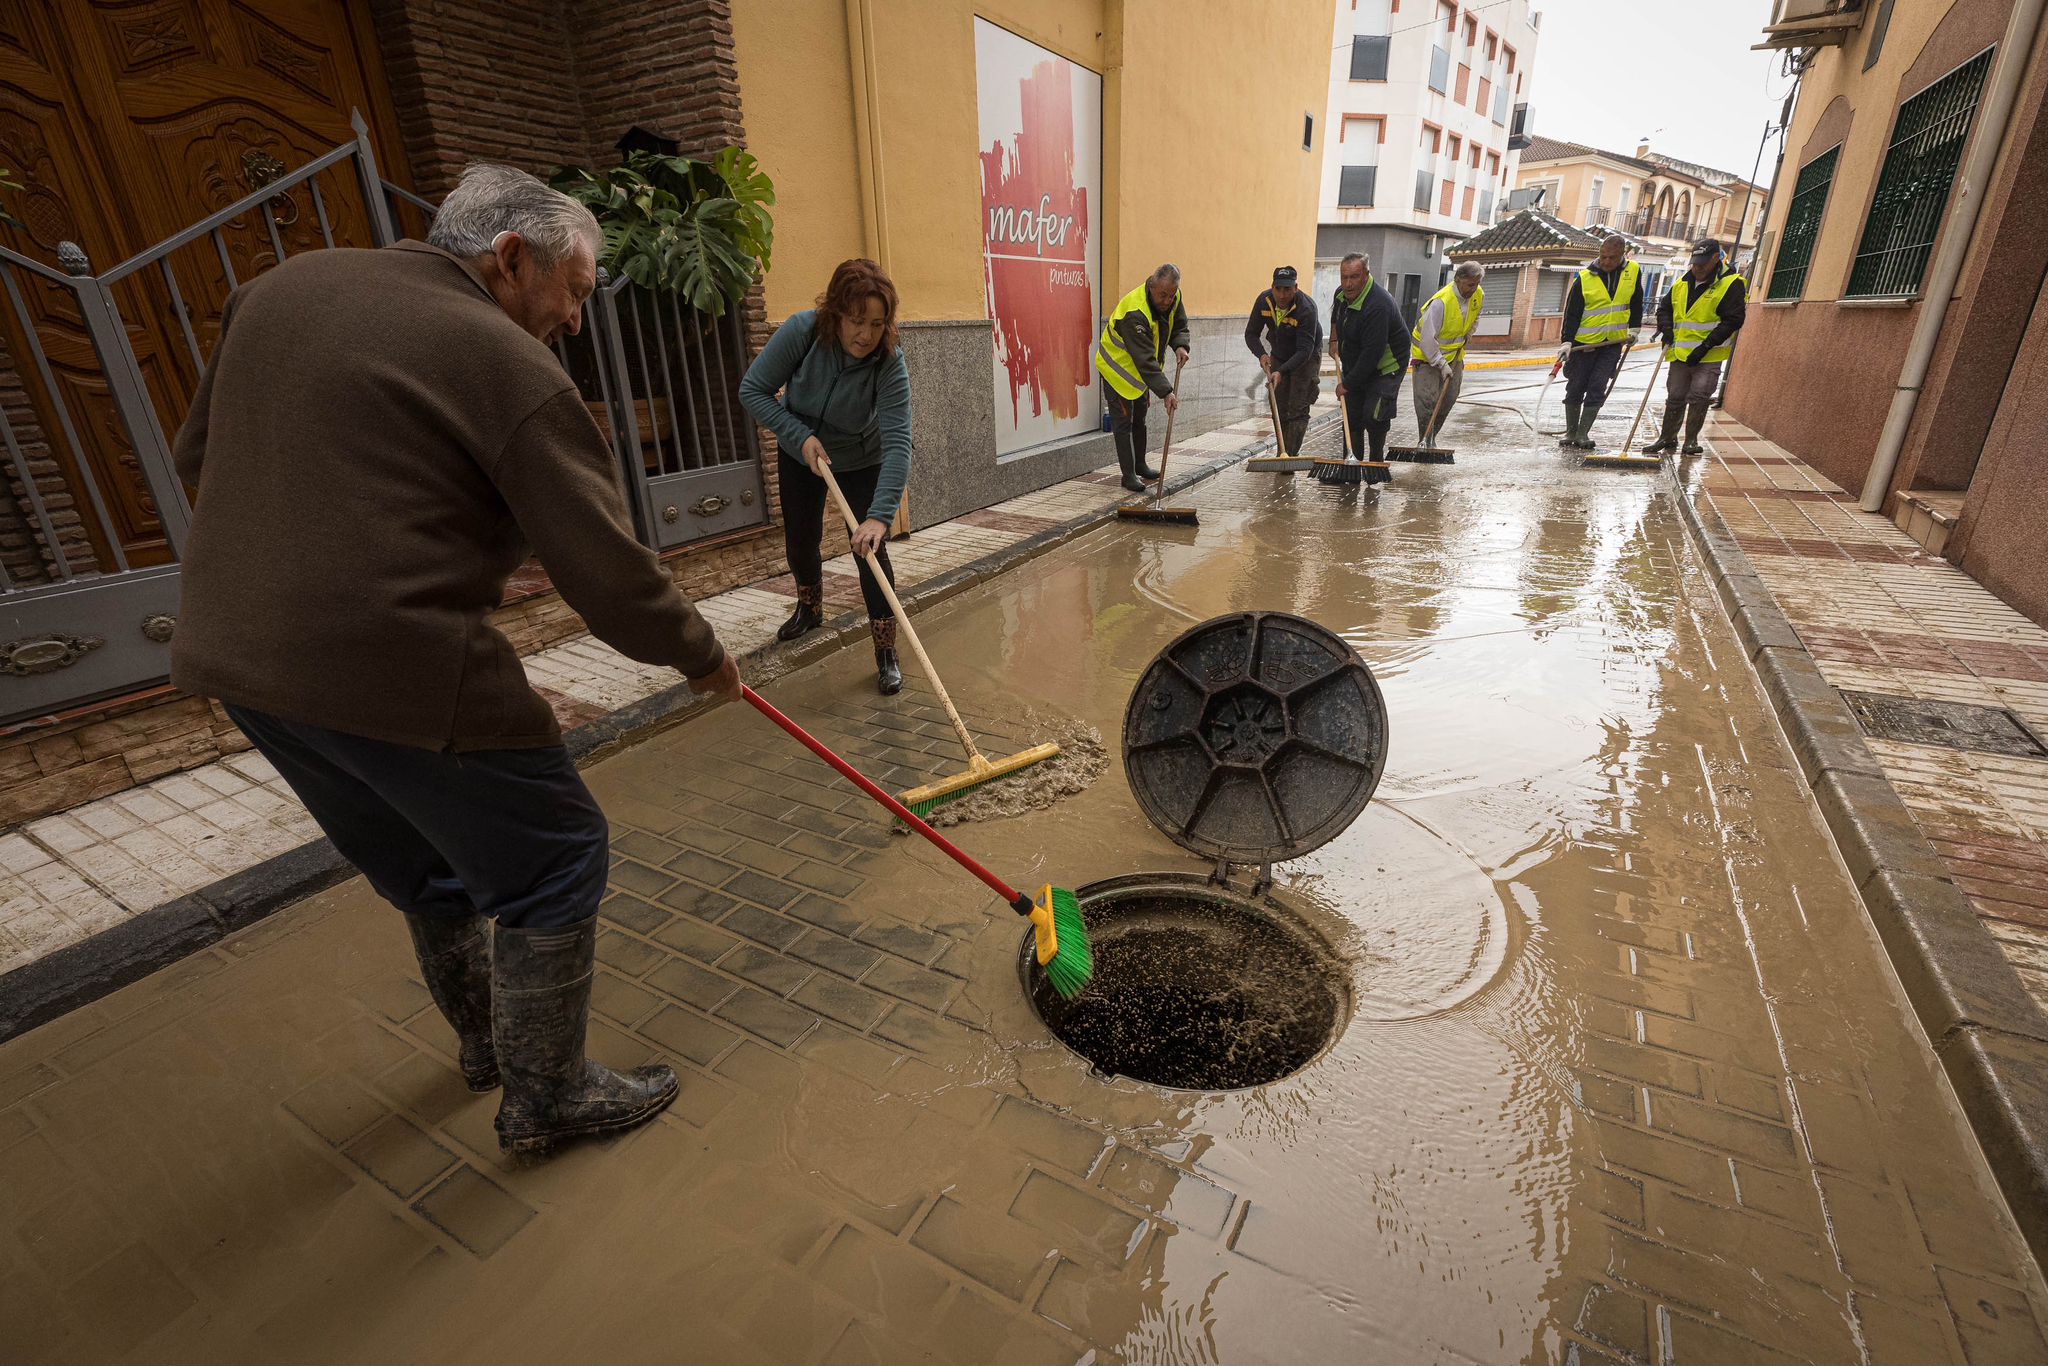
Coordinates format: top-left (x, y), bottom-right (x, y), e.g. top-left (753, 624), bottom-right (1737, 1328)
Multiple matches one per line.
top-left (904, 709), bottom-right (1106, 829)
top-left (1029, 888), bottom-right (1345, 1090)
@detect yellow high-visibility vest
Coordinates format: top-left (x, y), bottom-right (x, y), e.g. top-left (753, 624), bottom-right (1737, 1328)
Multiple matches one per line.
top-left (1095, 283), bottom-right (1183, 400)
top-left (1411, 282), bottom-right (1484, 363)
top-left (1666, 270), bottom-right (1745, 363)
top-left (1574, 261), bottom-right (1641, 346)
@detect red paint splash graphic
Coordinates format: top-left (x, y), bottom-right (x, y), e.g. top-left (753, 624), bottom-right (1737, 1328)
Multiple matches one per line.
top-left (980, 59), bottom-right (1093, 429)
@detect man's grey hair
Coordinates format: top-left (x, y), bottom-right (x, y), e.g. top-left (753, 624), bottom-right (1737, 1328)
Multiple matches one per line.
top-left (426, 164), bottom-right (600, 271)
top-left (1453, 261), bottom-right (1484, 282)
top-left (1340, 252), bottom-right (1368, 269)
top-left (1150, 262), bottom-right (1181, 284)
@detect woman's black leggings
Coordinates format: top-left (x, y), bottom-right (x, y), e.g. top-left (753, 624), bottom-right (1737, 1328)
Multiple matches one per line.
top-left (779, 450), bottom-right (896, 620)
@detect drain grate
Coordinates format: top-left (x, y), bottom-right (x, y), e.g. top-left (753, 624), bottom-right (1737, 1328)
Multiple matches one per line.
top-left (1841, 690), bottom-right (2048, 759)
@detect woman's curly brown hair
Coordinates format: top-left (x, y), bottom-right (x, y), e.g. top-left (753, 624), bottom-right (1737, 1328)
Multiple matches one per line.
top-left (814, 258), bottom-right (900, 357)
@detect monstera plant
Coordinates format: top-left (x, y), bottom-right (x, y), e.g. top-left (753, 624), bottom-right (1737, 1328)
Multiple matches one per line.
top-left (549, 148), bottom-right (774, 316)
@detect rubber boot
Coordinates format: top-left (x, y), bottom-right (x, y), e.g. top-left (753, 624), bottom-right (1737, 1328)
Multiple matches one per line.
top-left (1682, 402), bottom-right (1710, 455)
top-left (777, 582), bottom-right (824, 642)
top-left (492, 920), bottom-right (677, 1153)
top-left (1578, 404), bottom-right (1603, 450)
top-left (871, 617), bottom-right (903, 696)
top-left (1281, 416), bottom-right (1308, 456)
top-left (405, 911), bottom-right (498, 1092)
top-left (1115, 439), bottom-right (1147, 494)
top-left (1560, 402), bottom-right (1583, 449)
top-left (1641, 403), bottom-right (1682, 455)
top-left (1367, 425), bottom-right (1388, 461)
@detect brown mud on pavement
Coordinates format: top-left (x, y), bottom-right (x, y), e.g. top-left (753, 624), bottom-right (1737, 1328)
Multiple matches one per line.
top-left (2, 378), bottom-right (2046, 1363)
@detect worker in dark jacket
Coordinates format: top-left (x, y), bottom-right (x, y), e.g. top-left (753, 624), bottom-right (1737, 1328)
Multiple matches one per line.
top-left (172, 165), bottom-right (740, 1156)
top-left (1645, 238), bottom-right (1747, 455)
top-left (1327, 251), bottom-right (1410, 461)
top-left (1244, 265), bottom-right (1322, 455)
top-left (1557, 233), bottom-right (1646, 449)
top-left (1095, 263), bottom-right (1192, 493)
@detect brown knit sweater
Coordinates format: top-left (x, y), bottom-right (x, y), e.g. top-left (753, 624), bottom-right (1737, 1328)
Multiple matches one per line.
top-left (170, 241), bottom-right (726, 751)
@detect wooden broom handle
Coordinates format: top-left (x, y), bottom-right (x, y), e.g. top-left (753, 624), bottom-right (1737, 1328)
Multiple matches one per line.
top-left (1264, 364), bottom-right (1286, 449)
top-left (1152, 354), bottom-right (1186, 501)
top-left (814, 459), bottom-right (987, 767)
top-left (1619, 349), bottom-right (1667, 455)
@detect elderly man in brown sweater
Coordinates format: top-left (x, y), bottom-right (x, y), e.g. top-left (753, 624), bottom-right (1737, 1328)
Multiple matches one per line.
top-left (171, 164), bottom-right (739, 1154)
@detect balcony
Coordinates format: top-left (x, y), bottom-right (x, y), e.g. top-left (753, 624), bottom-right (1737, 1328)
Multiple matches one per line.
top-left (1619, 209), bottom-right (1701, 241)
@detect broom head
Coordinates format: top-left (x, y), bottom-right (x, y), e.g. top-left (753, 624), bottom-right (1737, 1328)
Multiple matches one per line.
top-left (898, 742), bottom-right (1062, 818)
top-left (1246, 456), bottom-right (1311, 472)
top-left (1031, 884), bottom-right (1093, 999)
top-left (1385, 444), bottom-right (1456, 465)
top-left (1583, 450), bottom-right (1663, 470)
top-left (1116, 503), bottom-right (1199, 524)
top-left (1313, 459), bottom-right (1392, 486)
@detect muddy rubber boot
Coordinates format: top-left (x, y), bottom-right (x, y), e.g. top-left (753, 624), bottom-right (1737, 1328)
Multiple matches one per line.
top-left (492, 920), bottom-right (677, 1154)
top-left (777, 582), bottom-right (824, 642)
top-left (1577, 404), bottom-right (1603, 449)
top-left (1282, 416), bottom-right (1308, 456)
top-left (1115, 442), bottom-right (1147, 494)
top-left (404, 911), bottom-right (498, 1092)
top-left (871, 617), bottom-right (903, 696)
top-left (1682, 401), bottom-right (1710, 455)
top-left (1560, 402), bottom-right (1583, 448)
top-left (1641, 403), bottom-right (1683, 455)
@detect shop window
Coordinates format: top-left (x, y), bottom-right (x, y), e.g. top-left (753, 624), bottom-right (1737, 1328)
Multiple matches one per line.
top-left (1767, 145), bottom-right (1840, 300)
top-left (1847, 48), bottom-right (1994, 298)
top-left (1480, 268), bottom-right (1517, 314)
top-left (1533, 270), bottom-right (1569, 316)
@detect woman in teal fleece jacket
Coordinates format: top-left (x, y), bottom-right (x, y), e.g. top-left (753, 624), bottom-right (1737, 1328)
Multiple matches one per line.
top-left (739, 258), bottom-right (913, 695)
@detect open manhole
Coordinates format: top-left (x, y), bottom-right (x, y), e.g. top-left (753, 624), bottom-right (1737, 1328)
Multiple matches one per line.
top-left (1023, 613), bottom-right (1384, 1091)
top-left (1023, 875), bottom-right (1351, 1090)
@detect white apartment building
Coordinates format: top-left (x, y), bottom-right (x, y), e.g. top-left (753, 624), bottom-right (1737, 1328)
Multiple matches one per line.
top-left (1315, 0), bottom-right (1541, 321)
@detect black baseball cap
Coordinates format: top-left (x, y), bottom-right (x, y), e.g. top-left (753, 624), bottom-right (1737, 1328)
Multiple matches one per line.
top-left (1690, 239), bottom-right (1724, 261)
top-left (1272, 266), bottom-right (1298, 286)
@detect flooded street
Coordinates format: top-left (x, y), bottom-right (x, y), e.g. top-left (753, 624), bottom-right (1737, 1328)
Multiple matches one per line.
top-left (2, 368), bottom-right (2043, 1363)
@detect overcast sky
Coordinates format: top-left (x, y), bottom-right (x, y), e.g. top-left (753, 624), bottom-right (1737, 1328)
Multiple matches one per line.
top-left (1529, 0), bottom-right (1792, 182)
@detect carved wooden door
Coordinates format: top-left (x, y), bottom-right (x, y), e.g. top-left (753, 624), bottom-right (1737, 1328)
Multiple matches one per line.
top-left (0, 0), bottom-right (407, 575)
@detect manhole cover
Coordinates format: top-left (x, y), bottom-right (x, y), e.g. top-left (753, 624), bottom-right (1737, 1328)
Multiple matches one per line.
top-left (1841, 690), bottom-right (2048, 759)
top-left (1024, 878), bottom-right (1349, 1091)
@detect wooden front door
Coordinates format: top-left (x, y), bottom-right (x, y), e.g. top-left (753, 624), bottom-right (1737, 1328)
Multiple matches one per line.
top-left (0, 0), bottom-right (408, 576)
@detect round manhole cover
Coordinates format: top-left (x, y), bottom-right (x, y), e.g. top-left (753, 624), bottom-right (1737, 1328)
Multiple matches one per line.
top-left (1024, 878), bottom-right (1349, 1091)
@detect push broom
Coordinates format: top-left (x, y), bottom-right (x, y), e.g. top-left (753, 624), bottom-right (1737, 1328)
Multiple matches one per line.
top-left (1246, 353), bottom-right (1309, 473)
top-left (742, 685), bottom-right (1093, 998)
top-left (1115, 356), bottom-right (1198, 525)
top-left (1313, 390), bottom-right (1393, 486)
top-left (1386, 364), bottom-right (1456, 464)
top-left (816, 463), bottom-right (1060, 816)
top-left (1583, 346), bottom-right (1666, 471)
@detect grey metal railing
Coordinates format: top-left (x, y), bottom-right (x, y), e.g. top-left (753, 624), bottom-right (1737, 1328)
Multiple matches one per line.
top-left (0, 111), bottom-right (397, 722)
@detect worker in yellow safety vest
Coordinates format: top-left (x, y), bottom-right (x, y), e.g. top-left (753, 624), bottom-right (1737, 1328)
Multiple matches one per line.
top-left (1643, 238), bottom-right (1747, 456)
top-left (1095, 263), bottom-right (1191, 492)
top-left (1410, 262), bottom-right (1484, 446)
top-left (1557, 233), bottom-right (1646, 450)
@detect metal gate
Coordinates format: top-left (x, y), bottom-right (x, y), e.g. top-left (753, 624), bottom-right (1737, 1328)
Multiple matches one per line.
top-left (0, 113), bottom-right (767, 728)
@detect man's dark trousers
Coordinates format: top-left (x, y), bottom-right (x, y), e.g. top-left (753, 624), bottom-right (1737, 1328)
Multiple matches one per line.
top-left (1108, 389), bottom-right (1155, 477)
top-left (1273, 367), bottom-right (1319, 455)
top-left (228, 705), bottom-right (608, 930)
top-left (1563, 343), bottom-right (1625, 406)
top-left (1342, 372), bottom-right (1403, 459)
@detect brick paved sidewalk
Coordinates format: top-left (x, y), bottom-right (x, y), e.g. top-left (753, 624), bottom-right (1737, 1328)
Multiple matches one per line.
top-left (0, 417), bottom-right (1279, 1020)
top-left (1697, 414), bottom-right (2048, 1012)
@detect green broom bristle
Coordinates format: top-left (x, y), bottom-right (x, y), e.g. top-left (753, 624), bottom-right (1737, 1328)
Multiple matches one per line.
top-left (1042, 886), bottom-right (1093, 999)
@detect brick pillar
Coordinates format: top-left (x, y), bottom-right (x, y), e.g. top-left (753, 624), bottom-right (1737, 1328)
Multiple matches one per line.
top-left (1509, 262), bottom-right (1538, 347)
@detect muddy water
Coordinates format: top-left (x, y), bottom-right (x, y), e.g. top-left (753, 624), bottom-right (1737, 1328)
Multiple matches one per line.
top-left (1, 374), bottom-right (2042, 1363)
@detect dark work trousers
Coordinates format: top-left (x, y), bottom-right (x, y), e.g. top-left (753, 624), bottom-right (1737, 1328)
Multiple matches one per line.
top-left (778, 450), bottom-right (896, 620)
top-left (226, 705), bottom-right (608, 929)
top-left (1108, 389), bottom-right (1157, 476)
top-left (1342, 372), bottom-right (1404, 459)
top-left (1272, 367), bottom-right (1319, 455)
top-left (1563, 343), bottom-right (1625, 406)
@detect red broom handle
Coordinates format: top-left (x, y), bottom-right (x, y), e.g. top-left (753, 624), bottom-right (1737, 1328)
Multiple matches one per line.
top-left (740, 686), bottom-right (1030, 910)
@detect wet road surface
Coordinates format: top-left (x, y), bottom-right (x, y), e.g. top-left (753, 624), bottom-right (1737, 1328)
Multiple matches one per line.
top-left (1, 365), bottom-right (2043, 1363)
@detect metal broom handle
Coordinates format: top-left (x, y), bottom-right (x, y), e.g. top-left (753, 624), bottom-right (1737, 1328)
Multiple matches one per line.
top-left (815, 458), bottom-right (989, 769)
